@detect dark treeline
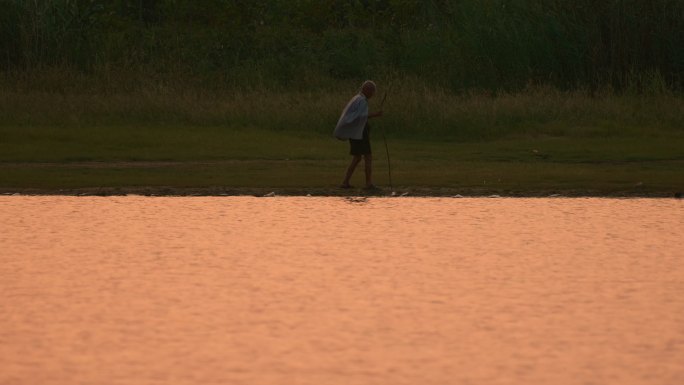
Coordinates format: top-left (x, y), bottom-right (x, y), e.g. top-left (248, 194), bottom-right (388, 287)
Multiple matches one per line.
top-left (1, 0), bottom-right (683, 92)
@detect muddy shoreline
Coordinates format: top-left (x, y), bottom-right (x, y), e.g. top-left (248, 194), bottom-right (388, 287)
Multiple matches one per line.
top-left (1, 186), bottom-right (679, 198)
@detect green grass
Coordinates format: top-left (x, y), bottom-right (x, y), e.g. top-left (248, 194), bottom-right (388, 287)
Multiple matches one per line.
top-left (1, 125), bottom-right (682, 195)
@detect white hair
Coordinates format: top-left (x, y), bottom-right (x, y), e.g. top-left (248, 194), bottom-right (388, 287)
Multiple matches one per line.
top-left (361, 80), bottom-right (376, 91)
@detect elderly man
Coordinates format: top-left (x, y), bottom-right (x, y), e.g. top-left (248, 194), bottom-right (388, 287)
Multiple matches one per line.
top-left (334, 80), bottom-right (383, 189)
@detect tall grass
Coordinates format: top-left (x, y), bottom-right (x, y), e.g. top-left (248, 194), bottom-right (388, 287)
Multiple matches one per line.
top-left (1, 0), bottom-right (682, 92)
top-left (2, 69), bottom-right (682, 142)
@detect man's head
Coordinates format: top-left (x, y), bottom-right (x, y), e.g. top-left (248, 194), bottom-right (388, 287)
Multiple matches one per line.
top-left (361, 80), bottom-right (376, 99)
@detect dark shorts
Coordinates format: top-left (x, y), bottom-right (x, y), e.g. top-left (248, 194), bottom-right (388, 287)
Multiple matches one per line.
top-left (349, 123), bottom-right (371, 155)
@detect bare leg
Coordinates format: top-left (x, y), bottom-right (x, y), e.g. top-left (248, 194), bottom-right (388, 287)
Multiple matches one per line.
top-left (342, 155), bottom-right (362, 187)
top-left (363, 154), bottom-right (373, 187)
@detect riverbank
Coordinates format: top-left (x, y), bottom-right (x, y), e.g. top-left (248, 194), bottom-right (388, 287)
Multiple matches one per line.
top-left (1, 150), bottom-right (681, 198)
top-left (1, 133), bottom-right (682, 197)
top-left (1, 186), bottom-right (679, 198)
top-left (1, 84), bottom-right (682, 197)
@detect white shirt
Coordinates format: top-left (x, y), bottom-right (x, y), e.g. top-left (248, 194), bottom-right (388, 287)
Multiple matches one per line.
top-left (333, 94), bottom-right (368, 140)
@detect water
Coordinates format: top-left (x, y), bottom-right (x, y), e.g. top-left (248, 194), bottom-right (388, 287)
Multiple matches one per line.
top-left (1, 196), bottom-right (682, 385)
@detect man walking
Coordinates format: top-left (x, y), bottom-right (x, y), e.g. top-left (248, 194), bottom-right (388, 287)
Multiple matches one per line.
top-left (334, 80), bottom-right (383, 189)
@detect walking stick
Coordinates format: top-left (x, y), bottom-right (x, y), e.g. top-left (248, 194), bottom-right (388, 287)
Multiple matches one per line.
top-left (380, 83), bottom-right (393, 192)
top-left (382, 132), bottom-right (393, 191)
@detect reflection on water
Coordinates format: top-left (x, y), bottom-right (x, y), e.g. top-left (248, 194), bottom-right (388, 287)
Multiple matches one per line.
top-left (1, 196), bottom-right (682, 385)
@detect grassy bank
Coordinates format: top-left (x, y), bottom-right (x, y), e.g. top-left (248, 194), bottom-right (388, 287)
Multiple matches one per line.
top-left (1, 76), bottom-right (683, 196)
top-left (1, 134), bottom-right (682, 196)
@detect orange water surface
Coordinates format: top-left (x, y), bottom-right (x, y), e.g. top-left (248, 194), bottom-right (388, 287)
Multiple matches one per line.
top-left (1, 196), bottom-right (682, 385)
